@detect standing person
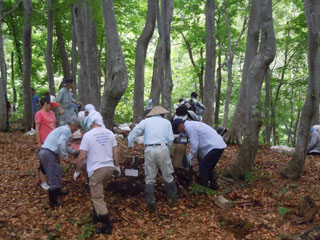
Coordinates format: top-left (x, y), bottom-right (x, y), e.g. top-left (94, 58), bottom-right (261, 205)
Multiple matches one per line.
top-left (56, 78), bottom-right (80, 126)
top-left (128, 106), bottom-right (177, 212)
top-left (32, 88), bottom-right (39, 128)
top-left (35, 95), bottom-right (59, 190)
top-left (4, 94), bottom-right (11, 131)
top-left (172, 119), bottom-right (226, 190)
top-left (73, 113), bottom-right (120, 234)
top-left (38, 118), bottom-right (80, 208)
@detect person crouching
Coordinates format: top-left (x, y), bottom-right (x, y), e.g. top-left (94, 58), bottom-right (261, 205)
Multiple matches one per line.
top-left (38, 118), bottom-right (80, 208)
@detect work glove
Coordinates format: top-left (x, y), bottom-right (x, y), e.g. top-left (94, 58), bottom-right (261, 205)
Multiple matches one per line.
top-left (114, 166), bottom-right (121, 177)
top-left (186, 153), bottom-right (195, 166)
top-left (73, 171), bottom-right (81, 181)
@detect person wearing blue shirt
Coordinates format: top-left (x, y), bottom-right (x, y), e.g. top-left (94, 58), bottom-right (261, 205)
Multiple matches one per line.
top-left (128, 106), bottom-right (177, 211)
top-left (38, 117), bottom-right (80, 208)
top-left (172, 119), bottom-right (226, 190)
top-left (32, 88), bottom-right (39, 128)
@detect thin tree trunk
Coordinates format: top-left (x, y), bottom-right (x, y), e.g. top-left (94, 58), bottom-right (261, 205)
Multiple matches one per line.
top-left (70, 4), bottom-right (77, 98)
top-left (223, 0), bottom-right (260, 145)
top-left (224, 0), bottom-right (276, 180)
top-left (133, 0), bottom-right (156, 123)
top-left (202, 0), bottom-right (215, 126)
top-left (11, 52), bottom-right (17, 108)
top-left (22, 0), bottom-right (33, 130)
top-left (100, 0), bottom-right (128, 129)
top-left (214, 46), bottom-right (222, 127)
top-left (55, 21), bottom-right (71, 79)
top-left (0, 0), bottom-right (7, 131)
top-left (150, 39), bottom-right (162, 105)
top-left (264, 68), bottom-right (271, 145)
top-left (45, 0), bottom-right (55, 96)
top-left (281, 0), bottom-right (320, 180)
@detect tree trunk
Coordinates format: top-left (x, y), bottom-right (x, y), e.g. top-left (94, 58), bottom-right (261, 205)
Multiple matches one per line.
top-left (281, 0), bottom-right (320, 180)
top-left (70, 4), bottom-right (77, 98)
top-left (224, 0), bottom-right (276, 180)
top-left (202, 0), bottom-right (215, 126)
top-left (214, 46), bottom-right (222, 127)
top-left (264, 68), bottom-right (271, 145)
top-left (100, 0), bottom-right (128, 129)
top-left (55, 21), bottom-right (71, 79)
top-left (150, 39), bottom-right (162, 105)
top-left (11, 52), bottom-right (17, 108)
top-left (22, 0), bottom-right (33, 130)
top-left (223, 0), bottom-right (260, 145)
top-left (0, 0), bottom-right (7, 131)
top-left (160, 0), bottom-right (173, 113)
top-left (45, 0), bottom-right (55, 96)
top-left (133, 0), bottom-right (156, 123)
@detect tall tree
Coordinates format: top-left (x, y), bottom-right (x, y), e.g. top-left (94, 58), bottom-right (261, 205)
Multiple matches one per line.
top-left (45, 0), bottom-right (55, 96)
top-left (281, 0), bottom-right (320, 180)
top-left (0, 0), bottom-right (7, 131)
top-left (22, 0), bottom-right (32, 130)
top-left (100, 0), bottom-right (128, 129)
top-left (202, 0), bottom-right (215, 126)
top-left (149, 40), bottom-right (162, 104)
top-left (223, 0), bottom-right (260, 145)
top-left (224, 0), bottom-right (276, 180)
top-left (133, 0), bottom-right (156, 123)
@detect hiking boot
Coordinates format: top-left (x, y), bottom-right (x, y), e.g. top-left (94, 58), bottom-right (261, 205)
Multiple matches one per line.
top-left (208, 171), bottom-right (219, 190)
top-left (145, 183), bottom-right (156, 209)
top-left (165, 181), bottom-right (177, 207)
top-left (56, 188), bottom-right (69, 196)
top-left (96, 215), bottom-right (112, 234)
top-left (92, 208), bottom-right (98, 224)
top-left (48, 189), bottom-right (59, 208)
top-left (199, 174), bottom-right (209, 188)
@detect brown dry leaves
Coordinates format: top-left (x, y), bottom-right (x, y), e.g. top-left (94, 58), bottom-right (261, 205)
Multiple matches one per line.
top-left (0, 131), bottom-right (320, 239)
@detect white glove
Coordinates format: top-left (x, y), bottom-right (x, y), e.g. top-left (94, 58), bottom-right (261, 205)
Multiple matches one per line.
top-left (186, 153), bottom-right (195, 166)
top-left (73, 171), bottom-right (81, 181)
top-left (114, 166), bottom-right (121, 176)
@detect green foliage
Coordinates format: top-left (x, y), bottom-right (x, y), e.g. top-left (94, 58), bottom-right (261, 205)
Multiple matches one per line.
top-left (190, 182), bottom-right (213, 196)
top-left (76, 223), bottom-right (95, 240)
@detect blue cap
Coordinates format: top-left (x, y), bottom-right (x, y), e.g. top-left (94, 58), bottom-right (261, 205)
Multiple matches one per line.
top-left (172, 118), bottom-right (184, 134)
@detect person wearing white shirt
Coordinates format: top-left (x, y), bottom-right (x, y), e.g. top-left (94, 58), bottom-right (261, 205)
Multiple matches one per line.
top-left (128, 106), bottom-right (177, 212)
top-left (172, 119), bottom-right (226, 190)
top-left (74, 113), bottom-right (120, 235)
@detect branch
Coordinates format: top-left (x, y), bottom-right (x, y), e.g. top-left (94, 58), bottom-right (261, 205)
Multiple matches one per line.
top-left (1, 0), bottom-right (23, 22)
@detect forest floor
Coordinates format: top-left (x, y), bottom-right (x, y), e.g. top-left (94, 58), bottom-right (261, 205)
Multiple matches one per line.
top-left (0, 129), bottom-right (320, 240)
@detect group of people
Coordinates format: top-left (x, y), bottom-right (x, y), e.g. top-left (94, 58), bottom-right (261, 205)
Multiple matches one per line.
top-left (35, 80), bottom-right (227, 235)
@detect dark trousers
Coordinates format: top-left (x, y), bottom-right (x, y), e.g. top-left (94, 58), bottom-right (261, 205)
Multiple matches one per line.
top-left (198, 148), bottom-right (224, 175)
top-left (38, 148), bottom-right (62, 190)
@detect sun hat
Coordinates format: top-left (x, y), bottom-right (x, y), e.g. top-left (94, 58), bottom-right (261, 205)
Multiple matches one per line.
top-left (72, 129), bottom-right (82, 139)
top-left (146, 106), bottom-right (170, 117)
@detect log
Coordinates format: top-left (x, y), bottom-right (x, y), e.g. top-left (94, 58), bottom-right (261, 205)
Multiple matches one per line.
top-left (285, 224), bottom-right (320, 240)
top-left (214, 196), bottom-right (232, 210)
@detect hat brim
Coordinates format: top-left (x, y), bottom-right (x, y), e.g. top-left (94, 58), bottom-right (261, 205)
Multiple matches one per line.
top-left (50, 102), bottom-right (59, 108)
top-left (146, 106), bottom-right (170, 117)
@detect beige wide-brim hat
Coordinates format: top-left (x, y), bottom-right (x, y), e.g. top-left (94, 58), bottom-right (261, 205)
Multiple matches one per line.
top-left (146, 106), bottom-right (170, 117)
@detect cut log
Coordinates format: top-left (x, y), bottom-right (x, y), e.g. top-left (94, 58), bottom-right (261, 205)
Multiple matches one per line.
top-left (214, 196), bottom-right (232, 210)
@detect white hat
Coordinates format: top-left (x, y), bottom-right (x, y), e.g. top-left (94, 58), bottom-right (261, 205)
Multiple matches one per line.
top-left (146, 106), bottom-right (170, 117)
top-left (72, 129), bottom-right (82, 139)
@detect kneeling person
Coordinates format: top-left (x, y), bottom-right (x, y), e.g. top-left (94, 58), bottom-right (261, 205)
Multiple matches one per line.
top-left (74, 113), bottom-right (120, 235)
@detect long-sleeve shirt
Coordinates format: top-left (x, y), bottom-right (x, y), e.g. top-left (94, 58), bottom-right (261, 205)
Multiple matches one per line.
top-left (128, 115), bottom-right (174, 148)
top-left (308, 130), bottom-right (320, 153)
top-left (42, 125), bottom-right (75, 159)
top-left (184, 120), bottom-right (226, 158)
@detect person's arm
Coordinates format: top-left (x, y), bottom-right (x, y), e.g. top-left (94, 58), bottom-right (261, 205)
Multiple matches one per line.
top-left (188, 127), bottom-right (199, 158)
top-left (35, 123), bottom-right (42, 149)
top-left (128, 121), bottom-right (145, 147)
top-left (76, 150), bottom-right (87, 172)
top-left (55, 90), bottom-right (64, 115)
top-left (113, 146), bottom-right (119, 166)
top-left (167, 123), bottom-right (174, 149)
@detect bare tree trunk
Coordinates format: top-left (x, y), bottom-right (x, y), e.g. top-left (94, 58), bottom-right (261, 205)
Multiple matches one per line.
top-left (0, 0), bottom-right (7, 131)
top-left (45, 0), bottom-right (55, 96)
top-left (133, 0), bottom-right (156, 123)
top-left (22, 0), bottom-right (33, 130)
top-left (202, 0), bottom-right (215, 126)
top-left (223, 0), bottom-right (260, 145)
top-left (214, 46), bottom-right (222, 126)
top-left (70, 4), bottom-right (77, 98)
top-left (150, 39), bottom-right (162, 105)
top-left (264, 68), bottom-right (271, 145)
top-left (55, 21), bottom-right (71, 79)
top-left (100, 0), bottom-right (128, 129)
top-left (11, 52), bottom-right (17, 108)
top-left (281, 0), bottom-right (320, 180)
top-left (160, 0), bottom-right (173, 113)
top-left (224, 0), bottom-right (276, 180)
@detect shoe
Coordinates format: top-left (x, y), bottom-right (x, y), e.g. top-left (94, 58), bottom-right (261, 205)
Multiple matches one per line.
top-left (96, 215), bottom-right (112, 234)
top-left (56, 188), bottom-right (69, 195)
top-left (147, 203), bottom-right (156, 213)
top-left (208, 171), bottom-right (219, 190)
top-left (48, 189), bottom-right (59, 208)
top-left (41, 182), bottom-right (50, 190)
top-left (92, 208), bottom-right (98, 224)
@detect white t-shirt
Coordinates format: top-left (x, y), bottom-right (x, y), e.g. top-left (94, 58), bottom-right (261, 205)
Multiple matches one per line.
top-left (80, 127), bottom-right (117, 177)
